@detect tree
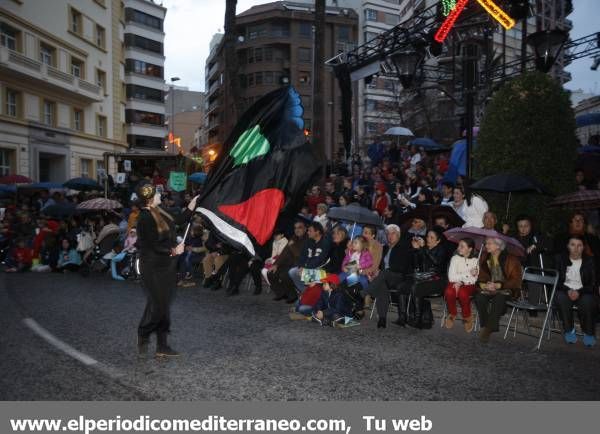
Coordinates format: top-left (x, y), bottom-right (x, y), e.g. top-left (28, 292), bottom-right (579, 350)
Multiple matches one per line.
top-left (223, 0), bottom-right (241, 130)
top-left (474, 72), bottom-right (577, 232)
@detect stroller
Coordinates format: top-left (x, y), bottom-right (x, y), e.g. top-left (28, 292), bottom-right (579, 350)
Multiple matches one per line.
top-left (78, 232), bottom-right (120, 277)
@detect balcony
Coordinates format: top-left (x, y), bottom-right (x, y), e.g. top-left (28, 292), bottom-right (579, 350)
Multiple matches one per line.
top-left (0, 47), bottom-right (103, 103)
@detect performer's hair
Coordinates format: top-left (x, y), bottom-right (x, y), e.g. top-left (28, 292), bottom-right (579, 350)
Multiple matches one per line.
top-left (147, 203), bottom-right (173, 233)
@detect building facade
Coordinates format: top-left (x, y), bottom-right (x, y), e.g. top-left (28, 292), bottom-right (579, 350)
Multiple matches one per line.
top-left (0, 0), bottom-right (128, 182)
top-left (165, 87), bottom-right (205, 154)
top-left (123, 0), bottom-right (167, 151)
top-left (204, 1), bottom-right (359, 160)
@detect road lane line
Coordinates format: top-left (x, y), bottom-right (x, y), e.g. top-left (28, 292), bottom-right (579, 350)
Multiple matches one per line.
top-left (22, 318), bottom-right (98, 366)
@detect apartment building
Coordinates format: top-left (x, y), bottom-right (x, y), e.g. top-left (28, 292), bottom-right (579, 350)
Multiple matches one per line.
top-left (123, 0), bottom-right (167, 150)
top-left (0, 0), bottom-right (128, 182)
top-left (204, 1), bottom-right (359, 160)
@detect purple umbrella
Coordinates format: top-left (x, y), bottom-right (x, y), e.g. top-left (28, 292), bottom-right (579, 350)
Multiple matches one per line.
top-left (443, 227), bottom-right (525, 257)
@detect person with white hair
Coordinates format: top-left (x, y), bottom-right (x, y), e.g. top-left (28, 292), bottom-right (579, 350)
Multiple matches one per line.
top-left (313, 203), bottom-right (329, 231)
top-left (475, 236), bottom-right (523, 343)
top-left (361, 224), bottom-right (413, 329)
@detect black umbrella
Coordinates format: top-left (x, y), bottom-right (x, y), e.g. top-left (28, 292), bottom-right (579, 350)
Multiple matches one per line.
top-left (63, 177), bottom-right (102, 191)
top-left (41, 203), bottom-right (79, 218)
top-left (327, 203), bottom-right (383, 226)
top-left (470, 173), bottom-right (552, 220)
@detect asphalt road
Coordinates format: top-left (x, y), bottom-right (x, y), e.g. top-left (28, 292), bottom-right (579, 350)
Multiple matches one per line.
top-left (1, 272), bottom-right (599, 401)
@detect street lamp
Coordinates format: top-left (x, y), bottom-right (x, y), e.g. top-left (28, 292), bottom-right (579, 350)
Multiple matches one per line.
top-left (169, 77), bottom-right (180, 153)
top-left (526, 29), bottom-right (569, 73)
top-left (390, 50), bottom-right (423, 89)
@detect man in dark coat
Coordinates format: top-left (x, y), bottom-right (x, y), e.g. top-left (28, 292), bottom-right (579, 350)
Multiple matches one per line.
top-left (269, 221), bottom-right (307, 303)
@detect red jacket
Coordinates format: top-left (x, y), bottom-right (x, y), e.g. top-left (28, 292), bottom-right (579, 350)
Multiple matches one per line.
top-left (13, 247), bottom-right (33, 265)
top-left (306, 194), bottom-right (325, 216)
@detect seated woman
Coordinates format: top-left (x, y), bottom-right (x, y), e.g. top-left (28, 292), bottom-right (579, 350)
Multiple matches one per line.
top-left (444, 237), bottom-right (479, 332)
top-left (401, 228), bottom-right (449, 329)
top-left (314, 274), bottom-right (353, 326)
top-left (339, 236), bottom-right (373, 290)
top-left (56, 239), bottom-right (82, 272)
top-left (554, 235), bottom-right (597, 348)
top-left (475, 237), bottom-right (522, 343)
top-left (261, 229), bottom-right (288, 285)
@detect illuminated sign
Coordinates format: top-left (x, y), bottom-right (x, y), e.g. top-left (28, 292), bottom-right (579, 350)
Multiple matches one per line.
top-left (435, 0), bottom-right (516, 43)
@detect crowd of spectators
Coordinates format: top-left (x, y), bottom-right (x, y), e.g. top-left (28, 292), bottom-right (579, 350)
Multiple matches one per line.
top-left (1, 143), bottom-right (599, 347)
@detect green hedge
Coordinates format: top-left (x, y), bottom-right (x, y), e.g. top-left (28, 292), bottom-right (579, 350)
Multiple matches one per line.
top-left (474, 72), bottom-right (577, 233)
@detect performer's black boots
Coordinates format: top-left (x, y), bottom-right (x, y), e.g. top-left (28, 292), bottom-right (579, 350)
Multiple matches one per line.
top-left (155, 333), bottom-right (179, 357)
top-left (137, 335), bottom-right (149, 355)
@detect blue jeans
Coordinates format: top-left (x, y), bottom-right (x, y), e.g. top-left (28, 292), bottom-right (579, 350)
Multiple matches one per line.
top-left (288, 267), bottom-right (306, 294)
top-left (339, 271), bottom-right (369, 289)
top-left (296, 303), bottom-right (314, 316)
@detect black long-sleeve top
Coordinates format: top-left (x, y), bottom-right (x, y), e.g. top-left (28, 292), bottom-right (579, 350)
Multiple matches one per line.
top-left (136, 207), bottom-right (192, 258)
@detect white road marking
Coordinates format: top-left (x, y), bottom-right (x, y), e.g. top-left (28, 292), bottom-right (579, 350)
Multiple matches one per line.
top-left (22, 318), bottom-right (98, 366)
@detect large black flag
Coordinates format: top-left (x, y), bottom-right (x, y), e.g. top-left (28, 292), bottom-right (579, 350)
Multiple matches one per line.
top-left (197, 86), bottom-right (322, 257)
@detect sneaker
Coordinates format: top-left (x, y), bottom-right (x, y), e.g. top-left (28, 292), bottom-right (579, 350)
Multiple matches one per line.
top-left (184, 272), bottom-right (193, 280)
top-left (289, 312), bottom-right (310, 321)
top-left (155, 346), bottom-right (180, 357)
top-left (181, 281), bottom-right (196, 288)
top-left (444, 315), bottom-right (455, 329)
top-left (583, 334), bottom-right (596, 348)
top-left (463, 315), bottom-right (475, 333)
top-left (564, 328), bottom-right (577, 344)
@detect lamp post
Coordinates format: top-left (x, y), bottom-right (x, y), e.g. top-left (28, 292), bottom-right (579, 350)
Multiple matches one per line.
top-left (526, 29), bottom-right (569, 73)
top-left (169, 77), bottom-right (180, 153)
top-left (390, 50), bottom-right (423, 89)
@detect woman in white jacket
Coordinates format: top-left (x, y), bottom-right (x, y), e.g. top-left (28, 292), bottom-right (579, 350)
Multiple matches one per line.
top-left (452, 186), bottom-right (488, 228)
top-left (261, 230), bottom-right (288, 285)
top-left (444, 237), bottom-right (480, 332)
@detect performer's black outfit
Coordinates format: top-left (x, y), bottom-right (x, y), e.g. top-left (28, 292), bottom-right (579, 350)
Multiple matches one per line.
top-left (136, 197), bottom-right (192, 356)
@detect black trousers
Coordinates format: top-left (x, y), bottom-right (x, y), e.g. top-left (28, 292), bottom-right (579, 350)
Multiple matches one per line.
top-left (364, 270), bottom-right (406, 319)
top-left (555, 290), bottom-right (598, 336)
top-left (138, 255), bottom-right (177, 338)
top-left (226, 253), bottom-right (262, 292)
top-left (474, 292), bottom-right (509, 332)
top-left (268, 267), bottom-right (296, 299)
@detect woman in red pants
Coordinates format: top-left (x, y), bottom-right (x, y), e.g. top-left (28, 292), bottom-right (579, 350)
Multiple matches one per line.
top-left (444, 238), bottom-right (479, 332)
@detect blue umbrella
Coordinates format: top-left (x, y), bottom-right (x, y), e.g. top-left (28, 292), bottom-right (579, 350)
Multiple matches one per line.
top-left (0, 185), bottom-right (16, 193)
top-left (63, 177), bottom-right (102, 191)
top-left (189, 172), bottom-right (208, 184)
top-left (18, 182), bottom-right (64, 191)
top-left (409, 137), bottom-right (441, 149)
top-left (578, 145), bottom-right (600, 154)
top-left (41, 203), bottom-right (79, 218)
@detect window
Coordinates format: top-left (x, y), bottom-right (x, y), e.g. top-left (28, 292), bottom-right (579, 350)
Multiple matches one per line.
top-left (247, 48), bottom-right (255, 63)
top-left (271, 22), bottom-right (290, 37)
top-left (255, 71), bottom-right (263, 85)
top-left (247, 24), bottom-right (267, 40)
top-left (383, 79), bottom-right (395, 91)
top-left (125, 59), bottom-right (163, 78)
top-left (254, 48), bottom-right (263, 62)
top-left (43, 100), bottom-right (55, 126)
top-left (384, 13), bottom-right (400, 26)
top-left (71, 57), bottom-right (84, 78)
top-left (125, 109), bottom-right (164, 126)
top-left (299, 22), bottom-right (312, 38)
top-left (5, 89), bottom-right (19, 117)
top-left (38, 42), bottom-right (55, 66)
top-left (247, 73), bottom-right (254, 87)
top-left (264, 46), bottom-right (273, 61)
top-left (365, 122), bottom-right (378, 134)
top-left (365, 32), bottom-right (378, 43)
top-left (365, 9), bottom-right (378, 21)
top-left (298, 47), bottom-right (312, 63)
top-left (239, 74), bottom-right (247, 88)
top-left (124, 34), bottom-right (163, 54)
top-left (0, 149), bottom-right (12, 176)
top-left (96, 69), bottom-right (107, 94)
top-left (127, 135), bottom-right (164, 149)
top-left (125, 84), bottom-right (163, 102)
top-left (298, 72), bottom-right (311, 85)
top-left (366, 99), bottom-right (377, 112)
top-left (337, 26), bottom-right (351, 42)
top-left (70, 8), bottom-right (82, 34)
top-left (264, 71), bottom-right (274, 84)
top-left (0, 22), bottom-right (18, 50)
top-left (73, 108), bottom-right (84, 131)
top-left (96, 25), bottom-right (106, 48)
top-left (96, 115), bottom-right (107, 137)
top-left (80, 158), bottom-right (92, 177)
top-left (125, 8), bottom-right (163, 30)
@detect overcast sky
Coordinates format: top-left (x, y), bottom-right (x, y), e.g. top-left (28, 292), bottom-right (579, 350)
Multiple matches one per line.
top-left (162, 0), bottom-right (600, 94)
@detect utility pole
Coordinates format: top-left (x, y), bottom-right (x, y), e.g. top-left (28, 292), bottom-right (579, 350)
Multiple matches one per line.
top-left (312, 0), bottom-right (326, 164)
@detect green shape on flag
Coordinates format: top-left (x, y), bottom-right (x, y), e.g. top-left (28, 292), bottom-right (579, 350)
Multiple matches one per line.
top-left (230, 125), bottom-right (270, 166)
top-left (169, 171), bottom-right (187, 192)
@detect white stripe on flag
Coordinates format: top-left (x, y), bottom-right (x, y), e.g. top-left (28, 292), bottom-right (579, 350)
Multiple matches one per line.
top-left (196, 207), bottom-right (256, 256)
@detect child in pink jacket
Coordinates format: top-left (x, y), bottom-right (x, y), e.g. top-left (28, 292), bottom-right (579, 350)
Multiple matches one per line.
top-left (340, 235), bottom-right (373, 289)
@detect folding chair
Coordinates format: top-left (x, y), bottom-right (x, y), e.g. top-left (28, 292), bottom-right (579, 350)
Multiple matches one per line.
top-left (440, 298), bottom-right (480, 332)
top-left (502, 266), bottom-right (559, 351)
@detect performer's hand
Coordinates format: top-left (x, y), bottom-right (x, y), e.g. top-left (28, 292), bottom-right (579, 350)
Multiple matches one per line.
top-left (187, 195), bottom-right (200, 212)
top-left (172, 243), bottom-right (185, 256)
